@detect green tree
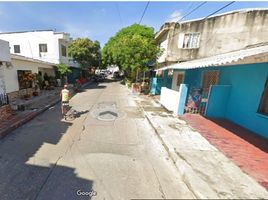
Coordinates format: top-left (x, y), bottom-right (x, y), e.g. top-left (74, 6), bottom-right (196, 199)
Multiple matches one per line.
top-left (55, 63), bottom-right (72, 85)
top-left (56, 63), bottom-right (72, 75)
top-left (102, 24), bottom-right (161, 81)
top-left (68, 38), bottom-right (101, 68)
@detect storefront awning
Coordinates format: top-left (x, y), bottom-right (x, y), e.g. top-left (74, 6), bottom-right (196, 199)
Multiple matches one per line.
top-left (156, 45), bottom-right (268, 71)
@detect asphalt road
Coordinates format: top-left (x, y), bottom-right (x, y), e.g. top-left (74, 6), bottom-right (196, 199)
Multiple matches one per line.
top-left (0, 80), bottom-right (195, 200)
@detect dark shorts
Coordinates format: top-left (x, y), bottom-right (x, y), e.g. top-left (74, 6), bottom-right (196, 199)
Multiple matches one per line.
top-left (62, 101), bottom-right (69, 106)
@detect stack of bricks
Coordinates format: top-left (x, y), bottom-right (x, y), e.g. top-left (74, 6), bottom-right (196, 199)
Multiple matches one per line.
top-left (0, 105), bottom-right (12, 121)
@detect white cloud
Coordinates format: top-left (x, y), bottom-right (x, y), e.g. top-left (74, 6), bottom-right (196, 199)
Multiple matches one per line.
top-left (167, 10), bottom-right (183, 22)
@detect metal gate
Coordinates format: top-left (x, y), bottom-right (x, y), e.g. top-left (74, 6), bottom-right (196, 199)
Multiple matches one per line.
top-left (184, 88), bottom-right (208, 115)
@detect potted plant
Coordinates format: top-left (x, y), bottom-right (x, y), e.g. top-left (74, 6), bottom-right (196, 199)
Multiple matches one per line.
top-left (21, 72), bottom-right (35, 99)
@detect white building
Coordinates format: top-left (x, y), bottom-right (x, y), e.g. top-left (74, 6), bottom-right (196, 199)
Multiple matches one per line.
top-left (0, 30), bottom-right (78, 68)
top-left (0, 39), bottom-right (11, 93)
top-left (0, 39), bottom-right (56, 103)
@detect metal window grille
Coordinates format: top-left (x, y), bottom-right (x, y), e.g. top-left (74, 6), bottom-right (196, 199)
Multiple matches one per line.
top-left (183, 33), bottom-right (200, 49)
top-left (176, 73), bottom-right (184, 86)
top-left (39, 44), bottom-right (47, 53)
top-left (0, 92), bottom-right (9, 107)
top-left (202, 71), bottom-right (219, 92)
top-left (14, 45), bottom-right (20, 53)
top-left (61, 45), bottom-right (67, 57)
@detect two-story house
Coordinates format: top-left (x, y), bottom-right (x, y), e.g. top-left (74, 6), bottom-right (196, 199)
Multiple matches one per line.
top-left (0, 30), bottom-right (80, 83)
top-left (152, 8), bottom-right (268, 139)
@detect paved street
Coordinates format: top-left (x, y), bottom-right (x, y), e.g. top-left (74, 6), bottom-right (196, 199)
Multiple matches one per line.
top-left (0, 80), bottom-right (195, 200)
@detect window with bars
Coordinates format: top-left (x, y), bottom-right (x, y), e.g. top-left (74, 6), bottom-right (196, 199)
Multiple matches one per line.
top-left (176, 73), bottom-right (184, 86)
top-left (182, 33), bottom-right (200, 49)
top-left (61, 45), bottom-right (67, 57)
top-left (39, 44), bottom-right (47, 53)
top-left (14, 45), bottom-right (20, 53)
top-left (258, 77), bottom-right (268, 115)
top-left (202, 71), bottom-right (219, 92)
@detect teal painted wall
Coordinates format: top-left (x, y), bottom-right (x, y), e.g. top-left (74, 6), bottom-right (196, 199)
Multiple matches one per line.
top-left (150, 69), bottom-right (172, 95)
top-left (219, 63), bottom-right (268, 139)
top-left (150, 77), bottom-right (163, 95)
top-left (182, 63), bottom-right (268, 138)
top-left (163, 70), bottom-right (172, 89)
top-left (205, 85), bottom-right (232, 118)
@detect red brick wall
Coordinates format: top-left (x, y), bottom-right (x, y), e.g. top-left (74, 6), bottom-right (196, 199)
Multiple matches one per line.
top-left (0, 105), bottom-right (12, 121)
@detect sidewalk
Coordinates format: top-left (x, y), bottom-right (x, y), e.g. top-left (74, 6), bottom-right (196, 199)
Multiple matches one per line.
top-left (0, 80), bottom-right (94, 139)
top-left (136, 94), bottom-right (268, 199)
top-left (0, 92), bottom-right (60, 139)
top-left (181, 114), bottom-right (268, 190)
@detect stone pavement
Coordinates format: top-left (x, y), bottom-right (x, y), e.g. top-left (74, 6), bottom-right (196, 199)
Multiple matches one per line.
top-left (182, 114), bottom-right (268, 190)
top-left (135, 94), bottom-right (268, 199)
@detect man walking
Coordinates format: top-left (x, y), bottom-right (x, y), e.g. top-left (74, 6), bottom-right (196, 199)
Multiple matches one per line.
top-left (60, 84), bottom-right (70, 116)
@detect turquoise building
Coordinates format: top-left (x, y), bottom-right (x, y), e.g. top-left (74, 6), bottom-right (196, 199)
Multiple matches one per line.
top-left (151, 49), bottom-right (268, 139)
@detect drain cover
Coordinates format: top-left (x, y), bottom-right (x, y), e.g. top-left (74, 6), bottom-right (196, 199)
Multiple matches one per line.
top-left (91, 101), bottom-right (126, 121)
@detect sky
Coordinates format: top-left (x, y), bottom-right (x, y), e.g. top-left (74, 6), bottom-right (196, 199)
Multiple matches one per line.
top-left (0, 1), bottom-right (268, 47)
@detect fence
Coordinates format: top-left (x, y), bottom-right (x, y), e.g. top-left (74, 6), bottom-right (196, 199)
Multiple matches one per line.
top-left (0, 92), bottom-right (9, 107)
top-left (159, 84), bottom-right (188, 116)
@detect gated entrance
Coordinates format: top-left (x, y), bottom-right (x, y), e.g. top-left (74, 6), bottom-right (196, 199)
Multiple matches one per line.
top-left (184, 70), bottom-right (220, 115)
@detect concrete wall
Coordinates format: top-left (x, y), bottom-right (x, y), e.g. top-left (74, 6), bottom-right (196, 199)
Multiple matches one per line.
top-left (4, 58), bottom-right (54, 93)
top-left (0, 31), bottom-right (77, 67)
top-left (157, 9), bottom-right (268, 63)
top-left (0, 39), bottom-right (11, 62)
top-left (157, 32), bottom-right (169, 63)
top-left (182, 63), bottom-right (268, 138)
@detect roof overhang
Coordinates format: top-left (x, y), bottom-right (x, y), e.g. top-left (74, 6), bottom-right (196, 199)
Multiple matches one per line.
top-left (155, 45), bottom-right (268, 71)
top-left (155, 27), bottom-right (169, 41)
top-left (11, 54), bottom-right (55, 66)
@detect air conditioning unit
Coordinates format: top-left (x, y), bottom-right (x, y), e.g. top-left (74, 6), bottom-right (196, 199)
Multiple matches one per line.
top-left (6, 62), bottom-right (13, 68)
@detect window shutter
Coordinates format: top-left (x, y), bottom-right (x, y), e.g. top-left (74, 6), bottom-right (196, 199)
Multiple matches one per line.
top-left (178, 33), bottom-right (184, 49)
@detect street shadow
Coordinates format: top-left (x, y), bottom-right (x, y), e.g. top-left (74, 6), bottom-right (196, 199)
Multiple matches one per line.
top-left (209, 118), bottom-right (268, 153)
top-left (0, 103), bottom-right (94, 200)
top-left (102, 78), bottom-right (121, 83)
top-left (77, 82), bottom-right (107, 93)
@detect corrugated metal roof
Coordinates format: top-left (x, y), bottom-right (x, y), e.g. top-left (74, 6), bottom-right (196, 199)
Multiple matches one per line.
top-left (156, 45), bottom-right (268, 71)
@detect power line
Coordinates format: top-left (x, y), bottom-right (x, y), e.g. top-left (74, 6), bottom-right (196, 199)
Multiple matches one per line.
top-left (139, 1), bottom-right (150, 25)
top-left (168, 1), bottom-right (235, 41)
top-left (184, 2), bottom-right (195, 17)
top-left (205, 1), bottom-right (235, 19)
top-left (167, 1), bottom-right (236, 57)
top-left (177, 2), bottom-right (207, 23)
top-left (166, 2), bottom-right (208, 41)
top-left (115, 3), bottom-right (123, 27)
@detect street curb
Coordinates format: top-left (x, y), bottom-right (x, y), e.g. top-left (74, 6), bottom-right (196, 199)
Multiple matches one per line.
top-left (0, 98), bottom-right (61, 139)
top-left (0, 80), bottom-right (94, 139)
top-left (137, 99), bottom-right (219, 199)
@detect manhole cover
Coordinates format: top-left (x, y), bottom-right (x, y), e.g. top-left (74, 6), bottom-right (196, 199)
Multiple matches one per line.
top-left (91, 101), bottom-right (126, 121)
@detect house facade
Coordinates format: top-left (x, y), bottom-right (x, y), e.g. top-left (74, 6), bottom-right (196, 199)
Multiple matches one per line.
top-left (6, 54), bottom-right (55, 102)
top-left (152, 9), bottom-right (268, 139)
top-left (0, 30), bottom-right (80, 83)
top-left (156, 8), bottom-right (268, 67)
top-left (0, 39), bottom-right (12, 121)
top-left (0, 39), bottom-right (11, 94)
